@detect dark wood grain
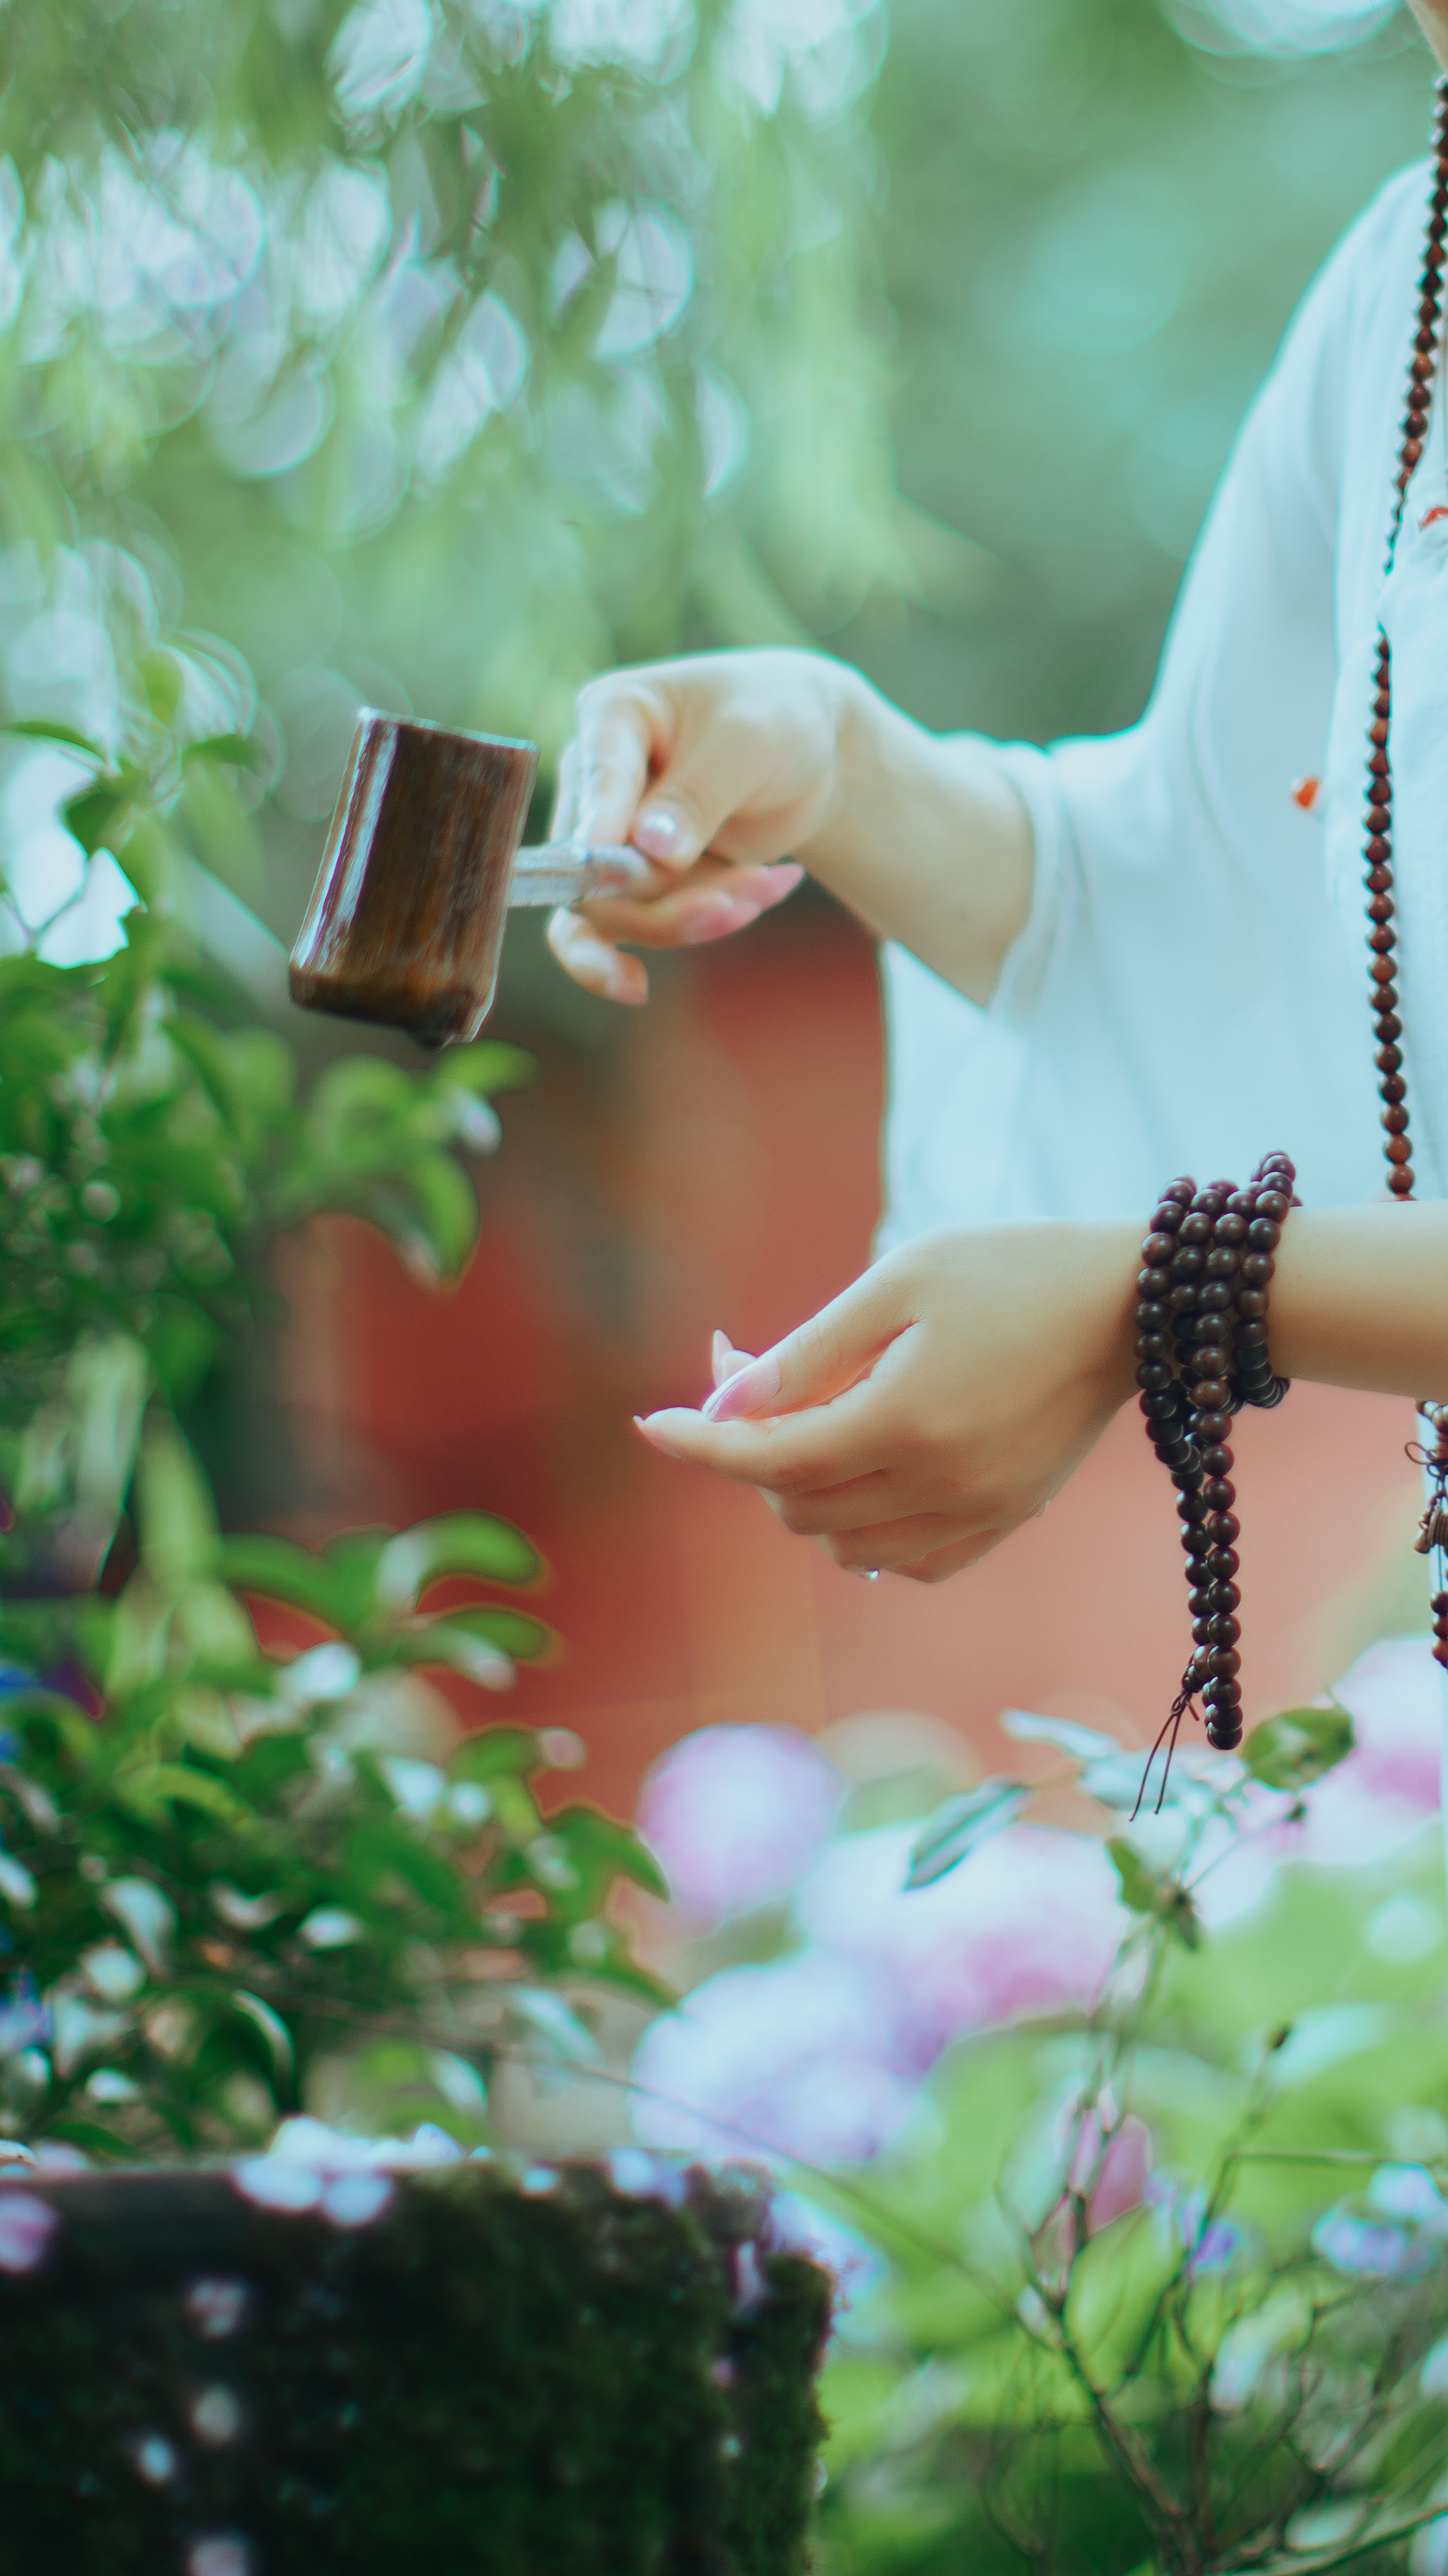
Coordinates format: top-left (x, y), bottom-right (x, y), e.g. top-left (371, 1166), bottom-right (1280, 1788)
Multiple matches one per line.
top-left (289, 713), bottom-right (538, 1046)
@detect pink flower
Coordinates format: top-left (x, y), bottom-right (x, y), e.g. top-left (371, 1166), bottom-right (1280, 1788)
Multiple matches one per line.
top-left (0, 2192), bottom-right (56, 2274)
top-left (794, 1822), bottom-right (1127, 2068)
top-left (638, 1725), bottom-right (846, 1929)
top-left (633, 1951), bottom-right (918, 2165)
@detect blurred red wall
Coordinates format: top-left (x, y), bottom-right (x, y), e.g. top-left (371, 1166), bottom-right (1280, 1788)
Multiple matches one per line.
top-left (278, 902), bottom-right (1424, 1821)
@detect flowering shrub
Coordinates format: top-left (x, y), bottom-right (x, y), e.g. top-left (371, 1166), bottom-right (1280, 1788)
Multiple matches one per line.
top-left (631, 1654), bottom-right (1448, 2574)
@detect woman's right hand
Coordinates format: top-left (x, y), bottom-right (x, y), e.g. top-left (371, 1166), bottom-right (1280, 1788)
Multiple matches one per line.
top-left (546, 647), bottom-right (865, 1003)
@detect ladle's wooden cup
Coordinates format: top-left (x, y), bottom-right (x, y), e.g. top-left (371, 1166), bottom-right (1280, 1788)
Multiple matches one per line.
top-left (289, 711), bottom-right (652, 1046)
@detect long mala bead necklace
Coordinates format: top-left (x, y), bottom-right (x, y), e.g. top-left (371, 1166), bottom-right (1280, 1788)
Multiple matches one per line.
top-left (1136, 82), bottom-right (1448, 1803)
top-left (1364, 76), bottom-right (1448, 1666)
top-left (1135, 1156), bottom-right (1295, 1802)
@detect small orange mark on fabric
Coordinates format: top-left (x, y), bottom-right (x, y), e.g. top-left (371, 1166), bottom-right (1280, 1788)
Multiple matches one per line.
top-left (1421, 505), bottom-right (1448, 529)
top-left (1291, 775), bottom-right (1321, 813)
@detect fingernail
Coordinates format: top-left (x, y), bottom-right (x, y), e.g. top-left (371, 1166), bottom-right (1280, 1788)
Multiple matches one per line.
top-left (711, 1328), bottom-right (733, 1384)
top-left (635, 1410), bottom-right (694, 1457)
top-left (605, 960), bottom-right (647, 1003)
top-left (759, 863), bottom-right (805, 906)
top-left (683, 896), bottom-right (759, 947)
top-left (635, 808), bottom-right (695, 863)
top-left (702, 1355), bottom-right (780, 1422)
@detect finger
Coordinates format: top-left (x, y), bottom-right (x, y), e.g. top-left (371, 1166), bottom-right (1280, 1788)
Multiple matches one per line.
top-left (815, 1510), bottom-right (978, 1569)
top-left (701, 1270), bottom-right (910, 1424)
top-left (575, 861), bottom-right (803, 952)
top-left (578, 680), bottom-right (761, 873)
top-left (895, 1529), bottom-right (1009, 1585)
top-left (635, 1386), bottom-right (888, 1493)
top-left (712, 1331), bottom-right (755, 1389)
top-left (573, 681), bottom-right (661, 851)
top-left (546, 906), bottom-right (648, 1005)
top-left (550, 740), bottom-right (581, 843)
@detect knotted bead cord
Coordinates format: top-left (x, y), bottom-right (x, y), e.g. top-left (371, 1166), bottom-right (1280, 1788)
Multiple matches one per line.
top-left (1367, 81), bottom-right (1448, 1672)
top-left (1135, 1156), bottom-right (1295, 1804)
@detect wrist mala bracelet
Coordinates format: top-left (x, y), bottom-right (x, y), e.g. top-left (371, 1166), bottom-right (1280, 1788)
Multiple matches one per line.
top-left (1135, 1152), bottom-right (1296, 1803)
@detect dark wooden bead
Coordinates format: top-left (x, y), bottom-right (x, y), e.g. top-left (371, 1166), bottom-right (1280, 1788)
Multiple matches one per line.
top-left (1137, 1362), bottom-right (1172, 1391)
top-left (1236, 1288), bottom-right (1267, 1320)
top-left (1200, 1445), bottom-right (1232, 1474)
top-left (1206, 1510), bottom-right (1241, 1545)
top-left (1141, 1389), bottom-right (1178, 1419)
top-left (1211, 1579), bottom-right (1241, 1611)
top-left (1367, 894), bottom-right (1395, 924)
top-left (1138, 1300), bottom-right (1167, 1329)
top-left (1369, 925), bottom-right (1397, 955)
top-left (1366, 856), bottom-right (1392, 881)
top-left (1161, 1179), bottom-right (1196, 1207)
top-left (1179, 1211), bottom-right (1213, 1246)
top-left (1377, 1012), bottom-right (1403, 1041)
top-left (1371, 954), bottom-right (1398, 984)
top-left (1239, 1254), bottom-right (1272, 1287)
top-left (1143, 1230), bottom-right (1177, 1266)
top-left (1198, 1280), bottom-right (1232, 1309)
top-left (1136, 1332), bottom-right (1168, 1360)
top-left (1172, 1245), bottom-right (1203, 1277)
top-left (1215, 1212), bottom-right (1247, 1244)
top-left (1192, 1378), bottom-right (1230, 1410)
top-left (1235, 1319), bottom-right (1267, 1349)
top-left (1193, 1350), bottom-right (1229, 1382)
top-left (1255, 1189), bottom-right (1290, 1223)
top-left (1176, 1491), bottom-right (1208, 1524)
top-left (1389, 1168), bottom-right (1415, 1197)
top-left (1195, 1413), bottom-right (1231, 1444)
top-left (1206, 1718), bottom-right (1243, 1750)
top-left (1137, 1268), bottom-right (1170, 1299)
top-left (1380, 1074), bottom-right (1407, 1102)
top-left (1168, 1282), bottom-right (1197, 1313)
top-left (1203, 1479), bottom-right (1236, 1509)
top-left (1383, 1105), bottom-right (1410, 1133)
top-left (1387, 1133), bottom-right (1414, 1164)
top-left (1246, 1218), bottom-right (1280, 1252)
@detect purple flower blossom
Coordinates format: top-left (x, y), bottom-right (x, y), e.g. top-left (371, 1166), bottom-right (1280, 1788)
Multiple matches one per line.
top-left (1313, 2206), bottom-right (1435, 2280)
top-left (638, 1725), bottom-right (846, 1929)
top-left (0, 1973), bottom-right (49, 2058)
top-left (0, 2192), bottom-right (57, 2274)
top-left (633, 1823), bottom-right (1127, 2168)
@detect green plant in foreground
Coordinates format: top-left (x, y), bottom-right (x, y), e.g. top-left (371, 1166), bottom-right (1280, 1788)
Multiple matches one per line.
top-left (810, 1711), bottom-right (1448, 2576)
top-left (0, 1411), bottom-right (666, 2160)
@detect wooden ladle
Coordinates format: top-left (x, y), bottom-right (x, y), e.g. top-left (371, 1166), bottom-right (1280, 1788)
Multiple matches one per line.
top-left (289, 711), bottom-right (655, 1046)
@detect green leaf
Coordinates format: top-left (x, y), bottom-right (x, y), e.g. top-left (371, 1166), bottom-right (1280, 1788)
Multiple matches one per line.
top-left (217, 1536), bottom-right (348, 1628)
top-left (374, 1514), bottom-right (542, 1609)
top-left (1, 718), bottom-right (105, 757)
top-left (1000, 1708), bottom-right (1121, 1763)
top-left (225, 1990), bottom-right (295, 2087)
top-left (1243, 1705), bottom-right (1355, 1793)
top-left (430, 1042), bottom-right (535, 1097)
top-left (116, 1761), bottom-right (251, 1824)
top-left (183, 732), bottom-right (258, 768)
top-left (905, 1779), bottom-right (1029, 1890)
top-left (1107, 1838), bottom-right (1201, 1949)
top-left (548, 1803), bottom-right (670, 1903)
top-left (137, 1414), bottom-right (218, 1595)
top-left (46, 2119), bottom-right (133, 2160)
top-left (63, 780), bottom-right (136, 858)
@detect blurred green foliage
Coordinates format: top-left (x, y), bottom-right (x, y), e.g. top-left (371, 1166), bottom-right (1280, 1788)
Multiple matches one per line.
top-left (813, 1720), bottom-right (1448, 2576)
top-left (858, 0), bottom-right (1432, 742)
top-left (0, 1408), bottom-right (666, 2159)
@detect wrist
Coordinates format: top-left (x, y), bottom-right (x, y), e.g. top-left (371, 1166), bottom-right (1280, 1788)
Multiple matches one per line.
top-left (1079, 1221), bottom-right (1144, 1407)
top-left (804, 662), bottom-right (891, 874)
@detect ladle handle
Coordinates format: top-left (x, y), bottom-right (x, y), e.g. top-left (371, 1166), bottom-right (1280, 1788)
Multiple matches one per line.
top-left (509, 843), bottom-right (660, 908)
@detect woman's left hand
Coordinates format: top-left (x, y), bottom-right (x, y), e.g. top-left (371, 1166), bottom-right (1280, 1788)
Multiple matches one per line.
top-left (635, 1224), bottom-right (1142, 1583)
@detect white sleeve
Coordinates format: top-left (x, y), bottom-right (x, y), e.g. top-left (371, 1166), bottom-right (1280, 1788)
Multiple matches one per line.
top-left (879, 167), bottom-right (1424, 1247)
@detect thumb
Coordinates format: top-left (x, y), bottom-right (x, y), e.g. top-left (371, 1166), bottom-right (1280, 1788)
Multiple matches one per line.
top-left (702, 1271), bottom-right (903, 1423)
